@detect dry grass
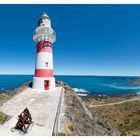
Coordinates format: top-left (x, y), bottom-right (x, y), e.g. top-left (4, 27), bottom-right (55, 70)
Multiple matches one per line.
top-left (56, 132), bottom-right (66, 136)
top-left (91, 100), bottom-right (140, 136)
top-left (0, 94), bottom-right (10, 101)
top-left (64, 122), bottom-right (75, 135)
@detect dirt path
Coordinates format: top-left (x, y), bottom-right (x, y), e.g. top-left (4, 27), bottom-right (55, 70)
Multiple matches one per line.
top-left (89, 97), bottom-right (140, 108)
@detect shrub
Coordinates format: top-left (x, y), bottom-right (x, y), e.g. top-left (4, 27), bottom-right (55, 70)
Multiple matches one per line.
top-left (134, 110), bottom-right (140, 115)
top-left (126, 120), bottom-right (140, 131)
top-left (0, 111), bottom-right (9, 124)
top-left (56, 132), bottom-right (66, 136)
top-left (68, 124), bottom-right (75, 132)
top-left (124, 118), bottom-right (130, 124)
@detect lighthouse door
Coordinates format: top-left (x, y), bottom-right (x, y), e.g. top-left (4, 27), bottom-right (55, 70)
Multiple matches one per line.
top-left (44, 80), bottom-right (49, 90)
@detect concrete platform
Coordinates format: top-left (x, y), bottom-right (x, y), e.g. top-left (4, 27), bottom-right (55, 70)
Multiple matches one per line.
top-left (0, 87), bottom-right (63, 136)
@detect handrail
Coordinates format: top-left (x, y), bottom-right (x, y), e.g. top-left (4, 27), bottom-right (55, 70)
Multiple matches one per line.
top-left (52, 87), bottom-right (64, 136)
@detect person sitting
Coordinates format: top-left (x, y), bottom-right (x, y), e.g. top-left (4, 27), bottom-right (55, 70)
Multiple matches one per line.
top-left (11, 107), bottom-right (32, 133)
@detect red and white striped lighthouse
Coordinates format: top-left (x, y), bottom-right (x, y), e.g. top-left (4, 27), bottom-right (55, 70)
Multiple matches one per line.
top-left (32, 13), bottom-right (56, 91)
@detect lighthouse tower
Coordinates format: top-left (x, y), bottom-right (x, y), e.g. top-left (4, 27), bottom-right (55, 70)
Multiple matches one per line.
top-left (32, 13), bottom-right (56, 91)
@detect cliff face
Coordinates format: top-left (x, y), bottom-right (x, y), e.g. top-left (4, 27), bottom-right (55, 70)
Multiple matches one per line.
top-left (62, 89), bottom-right (121, 136)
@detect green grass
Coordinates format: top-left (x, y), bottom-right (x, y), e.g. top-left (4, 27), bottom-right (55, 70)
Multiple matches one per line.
top-left (0, 111), bottom-right (9, 124)
top-left (126, 120), bottom-right (140, 131)
top-left (134, 110), bottom-right (140, 115)
top-left (118, 120), bottom-right (140, 133)
top-left (56, 132), bottom-right (66, 136)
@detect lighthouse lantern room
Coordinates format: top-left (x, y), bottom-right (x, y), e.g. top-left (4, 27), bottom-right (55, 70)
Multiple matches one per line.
top-left (32, 13), bottom-right (56, 91)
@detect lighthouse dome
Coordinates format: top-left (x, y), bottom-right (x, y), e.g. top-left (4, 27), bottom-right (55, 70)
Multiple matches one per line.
top-left (38, 13), bottom-right (51, 27)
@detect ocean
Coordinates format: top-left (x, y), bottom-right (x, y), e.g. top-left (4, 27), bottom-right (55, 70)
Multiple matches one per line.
top-left (0, 75), bottom-right (140, 96)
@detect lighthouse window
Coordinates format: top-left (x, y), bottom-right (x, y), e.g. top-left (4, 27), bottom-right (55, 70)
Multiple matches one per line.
top-left (45, 62), bottom-right (48, 67)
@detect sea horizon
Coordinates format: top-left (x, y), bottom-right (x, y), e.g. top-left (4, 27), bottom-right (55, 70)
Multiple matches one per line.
top-left (0, 75), bottom-right (140, 96)
top-left (0, 74), bottom-right (140, 77)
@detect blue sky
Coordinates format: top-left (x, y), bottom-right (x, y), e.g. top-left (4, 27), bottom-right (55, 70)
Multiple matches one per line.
top-left (0, 4), bottom-right (140, 76)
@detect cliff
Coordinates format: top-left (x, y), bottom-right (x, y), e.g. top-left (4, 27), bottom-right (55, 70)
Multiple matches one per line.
top-left (58, 87), bottom-right (121, 136)
top-left (0, 82), bottom-right (121, 136)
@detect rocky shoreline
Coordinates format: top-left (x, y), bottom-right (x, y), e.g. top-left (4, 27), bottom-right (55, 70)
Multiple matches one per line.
top-left (1, 80), bottom-right (140, 105)
top-left (1, 80), bottom-right (139, 109)
top-left (0, 81), bottom-right (121, 136)
top-left (0, 82), bottom-right (32, 106)
top-left (0, 82), bottom-right (32, 124)
top-left (0, 81), bottom-right (140, 135)
top-left (131, 78), bottom-right (140, 85)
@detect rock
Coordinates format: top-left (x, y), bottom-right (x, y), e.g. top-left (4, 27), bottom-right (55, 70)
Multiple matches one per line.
top-left (131, 78), bottom-right (140, 85)
top-left (62, 89), bottom-right (121, 136)
top-left (0, 82), bottom-right (32, 105)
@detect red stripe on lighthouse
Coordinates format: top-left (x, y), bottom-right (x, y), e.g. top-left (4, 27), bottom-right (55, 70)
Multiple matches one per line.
top-left (37, 41), bottom-right (52, 53)
top-left (35, 69), bottom-right (53, 77)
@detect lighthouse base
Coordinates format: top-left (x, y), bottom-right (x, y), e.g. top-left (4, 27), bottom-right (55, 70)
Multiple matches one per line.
top-left (32, 77), bottom-right (56, 91)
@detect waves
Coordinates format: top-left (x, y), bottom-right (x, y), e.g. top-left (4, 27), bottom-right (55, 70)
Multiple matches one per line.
top-left (72, 88), bottom-right (88, 96)
top-left (0, 75), bottom-right (140, 96)
top-left (72, 83), bottom-right (140, 97)
top-left (72, 88), bottom-right (88, 93)
top-left (104, 84), bottom-right (140, 90)
top-left (0, 88), bottom-right (5, 91)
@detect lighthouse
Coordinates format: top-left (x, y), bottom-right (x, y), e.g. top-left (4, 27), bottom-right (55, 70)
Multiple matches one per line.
top-left (32, 13), bottom-right (56, 91)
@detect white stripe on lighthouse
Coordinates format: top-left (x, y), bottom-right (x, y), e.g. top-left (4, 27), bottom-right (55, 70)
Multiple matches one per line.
top-left (35, 52), bottom-right (53, 69)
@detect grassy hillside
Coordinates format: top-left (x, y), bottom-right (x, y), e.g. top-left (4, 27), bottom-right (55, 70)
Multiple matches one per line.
top-left (82, 96), bottom-right (140, 136)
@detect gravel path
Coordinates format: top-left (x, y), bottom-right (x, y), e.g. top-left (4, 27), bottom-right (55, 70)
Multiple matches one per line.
top-left (89, 97), bottom-right (140, 108)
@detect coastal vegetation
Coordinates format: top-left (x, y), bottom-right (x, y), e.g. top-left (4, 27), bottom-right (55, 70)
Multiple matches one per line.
top-left (56, 132), bottom-right (66, 136)
top-left (0, 94), bottom-right (10, 101)
top-left (1, 80), bottom-right (139, 136)
top-left (59, 84), bottom-right (121, 136)
top-left (82, 95), bottom-right (140, 136)
top-left (0, 111), bottom-right (9, 124)
top-left (0, 82), bottom-right (31, 125)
